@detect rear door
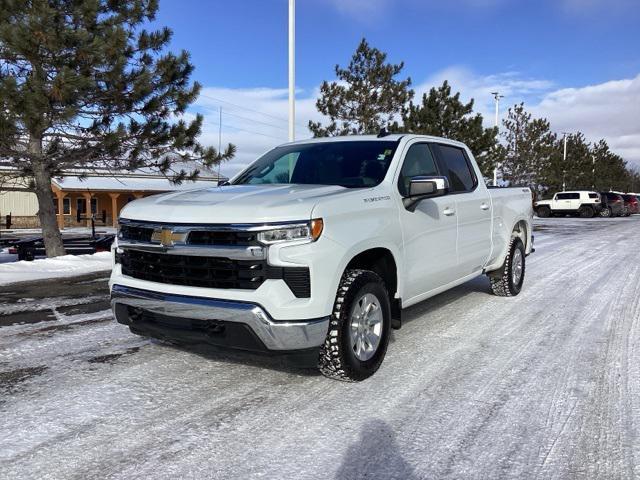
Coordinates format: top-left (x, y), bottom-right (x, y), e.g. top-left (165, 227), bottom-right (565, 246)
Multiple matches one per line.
top-left (396, 141), bottom-right (458, 299)
top-left (432, 143), bottom-right (492, 276)
top-left (569, 192), bottom-right (582, 210)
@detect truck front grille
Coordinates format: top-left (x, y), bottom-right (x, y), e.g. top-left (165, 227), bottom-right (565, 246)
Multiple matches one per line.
top-left (119, 224), bottom-right (260, 247)
top-left (119, 224), bottom-right (154, 242)
top-left (121, 250), bottom-right (266, 290)
top-left (120, 249), bottom-right (311, 296)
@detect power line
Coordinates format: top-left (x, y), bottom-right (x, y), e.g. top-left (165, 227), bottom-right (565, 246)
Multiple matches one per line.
top-left (199, 93), bottom-right (309, 131)
top-left (222, 110), bottom-right (289, 132)
top-left (199, 93), bottom-right (289, 123)
top-left (206, 117), bottom-right (287, 141)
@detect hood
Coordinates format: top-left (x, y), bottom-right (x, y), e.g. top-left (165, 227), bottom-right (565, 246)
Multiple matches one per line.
top-left (119, 184), bottom-right (351, 224)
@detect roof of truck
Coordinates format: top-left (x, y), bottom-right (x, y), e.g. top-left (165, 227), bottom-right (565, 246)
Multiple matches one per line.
top-left (282, 134), bottom-right (468, 149)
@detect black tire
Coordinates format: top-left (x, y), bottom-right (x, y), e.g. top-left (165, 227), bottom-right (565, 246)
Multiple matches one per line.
top-left (579, 206), bottom-right (595, 218)
top-left (536, 206), bottom-right (551, 218)
top-left (488, 237), bottom-right (526, 297)
top-left (318, 269), bottom-right (391, 382)
top-left (599, 207), bottom-right (612, 218)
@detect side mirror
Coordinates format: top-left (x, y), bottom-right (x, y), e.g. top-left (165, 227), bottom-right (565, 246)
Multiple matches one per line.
top-left (404, 176), bottom-right (449, 211)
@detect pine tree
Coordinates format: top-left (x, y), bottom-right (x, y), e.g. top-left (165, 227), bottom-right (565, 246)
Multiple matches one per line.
top-left (591, 139), bottom-right (629, 191)
top-left (309, 38), bottom-right (413, 136)
top-left (558, 133), bottom-right (592, 190)
top-left (500, 104), bottom-right (558, 190)
top-left (399, 80), bottom-right (499, 177)
top-left (0, 0), bottom-right (234, 256)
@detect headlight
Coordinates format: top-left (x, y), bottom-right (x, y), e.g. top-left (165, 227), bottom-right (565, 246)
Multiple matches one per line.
top-left (258, 219), bottom-right (323, 245)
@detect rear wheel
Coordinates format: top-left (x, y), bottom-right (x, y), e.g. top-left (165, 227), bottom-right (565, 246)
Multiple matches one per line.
top-left (318, 269), bottom-right (391, 382)
top-left (599, 207), bottom-right (612, 217)
top-left (536, 206), bottom-right (551, 218)
top-left (488, 237), bottom-right (526, 297)
top-left (579, 205), bottom-right (595, 218)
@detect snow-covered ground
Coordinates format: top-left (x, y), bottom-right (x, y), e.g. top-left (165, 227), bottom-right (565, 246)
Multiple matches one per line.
top-left (0, 251), bottom-right (112, 285)
top-left (0, 216), bottom-right (639, 479)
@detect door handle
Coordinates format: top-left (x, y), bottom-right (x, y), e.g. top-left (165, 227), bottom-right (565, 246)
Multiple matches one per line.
top-left (443, 207), bottom-right (456, 216)
top-left (480, 203), bottom-right (490, 211)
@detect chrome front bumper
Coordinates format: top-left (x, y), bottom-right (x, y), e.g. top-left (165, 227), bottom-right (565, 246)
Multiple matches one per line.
top-left (110, 285), bottom-right (329, 351)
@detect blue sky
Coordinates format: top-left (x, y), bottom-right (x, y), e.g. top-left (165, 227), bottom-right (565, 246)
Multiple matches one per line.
top-left (152, 0), bottom-right (640, 175)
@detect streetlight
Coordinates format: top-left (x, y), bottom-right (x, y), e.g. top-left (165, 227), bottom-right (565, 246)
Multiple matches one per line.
top-left (562, 132), bottom-right (569, 191)
top-left (491, 92), bottom-right (504, 129)
top-left (288, 0), bottom-right (295, 142)
top-left (491, 92), bottom-right (504, 186)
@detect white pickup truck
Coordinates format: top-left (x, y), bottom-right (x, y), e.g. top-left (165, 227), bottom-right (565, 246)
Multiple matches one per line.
top-left (110, 134), bottom-right (534, 381)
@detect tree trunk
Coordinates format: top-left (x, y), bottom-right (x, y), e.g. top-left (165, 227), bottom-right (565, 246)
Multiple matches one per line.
top-left (30, 139), bottom-right (66, 257)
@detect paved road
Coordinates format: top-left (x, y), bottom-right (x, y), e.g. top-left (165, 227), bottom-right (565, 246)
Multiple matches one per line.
top-left (1, 217), bottom-right (639, 479)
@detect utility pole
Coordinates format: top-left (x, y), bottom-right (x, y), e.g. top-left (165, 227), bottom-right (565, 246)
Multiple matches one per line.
top-left (562, 132), bottom-right (569, 191)
top-left (491, 92), bottom-right (504, 186)
top-left (288, 0), bottom-right (295, 142)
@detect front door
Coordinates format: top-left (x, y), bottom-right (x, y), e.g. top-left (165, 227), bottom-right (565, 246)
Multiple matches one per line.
top-left (396, 142), bottom-right (458, 301)
top-left (554, 193), bottom-right (572, 212)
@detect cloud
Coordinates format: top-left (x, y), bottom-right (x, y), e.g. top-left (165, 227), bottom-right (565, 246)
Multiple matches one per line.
top-left (192, 87), bottom-right (322, 178)
top-left (190, 70), bottom-right (640, 178)
top-left (532, 75), bottom-right (640, 168)
top-left (412, 68), bottom-right (640, 168)
top-left (414, 66), bottom-right (555, 124)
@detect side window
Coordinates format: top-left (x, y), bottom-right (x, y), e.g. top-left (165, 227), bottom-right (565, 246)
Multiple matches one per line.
top-left (556, 193), bottom-right (570, 200)
top-left (432, 144), bottom-right (477, 193)
top-left (397, 143), bottom-right (439, 196)
top-left (570, 193), bottom-right (580, 200)
top-left (588, 193), bottom-right (598, 199)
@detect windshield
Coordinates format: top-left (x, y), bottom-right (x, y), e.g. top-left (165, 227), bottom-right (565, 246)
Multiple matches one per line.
top-left (232, 140), bottom-right (399, 188)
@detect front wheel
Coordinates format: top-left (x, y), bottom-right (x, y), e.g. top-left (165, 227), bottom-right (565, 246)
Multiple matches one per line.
top-left (318, 269), bottom-right (391, 382)
top-left (488, 237), bottom-right (526, 297)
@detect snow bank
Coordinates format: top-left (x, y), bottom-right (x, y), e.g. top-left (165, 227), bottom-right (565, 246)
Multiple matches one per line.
top-left (0, 251), bottom-right (112, 285)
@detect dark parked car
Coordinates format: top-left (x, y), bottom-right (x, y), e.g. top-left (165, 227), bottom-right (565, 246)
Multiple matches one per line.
top-left (599, 192), bottom-right (625, 217)
top-left (621, 194), bottom-right (639, 215)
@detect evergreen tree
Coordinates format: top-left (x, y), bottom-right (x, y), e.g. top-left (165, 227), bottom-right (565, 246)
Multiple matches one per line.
top-left (500, 104), bottom-right (559, 190)
top-left (591, 139), bottom-right (629, 192)
top-left (561, 132), bottom-right (593, 190)
top-left (399, 80), bottom-right (499, 177)
top-left (309, 38), bottom-right (413, 136)
top-left (0, 0), bottom-right (234, 256)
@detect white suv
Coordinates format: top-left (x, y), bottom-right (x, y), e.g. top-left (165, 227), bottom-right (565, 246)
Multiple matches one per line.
top-left (534, 191), bottom-right (602, 218)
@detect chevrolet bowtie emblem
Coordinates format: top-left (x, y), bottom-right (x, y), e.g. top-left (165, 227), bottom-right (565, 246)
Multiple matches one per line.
top-left (151, 228), bottom-right (186, 247)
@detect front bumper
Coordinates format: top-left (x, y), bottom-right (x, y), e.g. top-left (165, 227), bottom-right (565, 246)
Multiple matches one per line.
top-left (110, 284), bottom-right (329, 352)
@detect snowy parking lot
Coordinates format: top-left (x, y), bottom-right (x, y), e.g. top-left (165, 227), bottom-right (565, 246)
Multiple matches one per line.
top-left (1, 216), bottom-right (639, 479)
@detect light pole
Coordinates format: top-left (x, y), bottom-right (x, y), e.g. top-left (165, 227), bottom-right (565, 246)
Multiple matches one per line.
top-left (288, 0), bottom-right (295, 142)
top-left (562, 132), bottom-right (569, 191)
top-left (491, 92), bottom-right (504, 186)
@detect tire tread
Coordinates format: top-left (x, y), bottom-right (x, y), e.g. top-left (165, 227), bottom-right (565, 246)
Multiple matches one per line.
top-left (318, 269), bottom-right (388, 382)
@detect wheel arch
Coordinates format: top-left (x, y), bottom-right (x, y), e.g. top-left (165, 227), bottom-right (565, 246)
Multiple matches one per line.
top-left (511, 219), bottom-right (530, 252)
top-left (340, 246), bottom-right (403, 329)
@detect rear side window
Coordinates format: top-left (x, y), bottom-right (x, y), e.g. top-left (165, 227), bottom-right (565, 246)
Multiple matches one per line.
top-left (432, 144), bottom-right (477, 193)
top-left (588, 193), bottom-right (599, 199)
top-left (397, 143), bottom-right (439, 196)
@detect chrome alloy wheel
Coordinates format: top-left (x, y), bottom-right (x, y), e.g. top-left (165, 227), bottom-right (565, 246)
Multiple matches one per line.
top-left (349, 293), bottom-right (383, 361)
top-left (512, 248), bottom-right (524, 285)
